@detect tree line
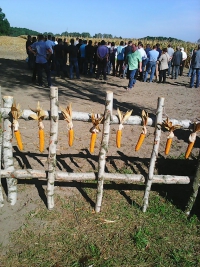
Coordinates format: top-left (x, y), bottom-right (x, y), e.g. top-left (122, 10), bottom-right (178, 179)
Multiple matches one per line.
top-left (140, 36), bottom-right (184, 42)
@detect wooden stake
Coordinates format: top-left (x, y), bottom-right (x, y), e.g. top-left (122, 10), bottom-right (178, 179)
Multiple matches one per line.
top-left (3, 96), bottom-right (17, 205)
top-left (142, 97), bottom-right (165, 212)
top-left (47, 87), bottom-right (58, 210)
top-left (95, 91), bottom-right (113, 212)
top-left (0, 86), bottom-right (4, 207)
top-left (185, 150), bottom-right (200, 216)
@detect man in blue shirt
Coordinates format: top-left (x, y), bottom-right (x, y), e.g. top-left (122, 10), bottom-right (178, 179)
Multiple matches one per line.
top-left (28, 34), bottom-right (52, 87)
top-left (96, 40), bottom-right (109, 80)
top-left (144, 45), bottom-right (159, 83)
top-left (79, 40), bottom-right (87, 74)
top-left (116, 41), bottom-right (125, 77)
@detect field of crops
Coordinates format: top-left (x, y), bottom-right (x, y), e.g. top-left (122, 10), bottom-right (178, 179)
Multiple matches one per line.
top-left (19, 35), bottom-right (197, 67)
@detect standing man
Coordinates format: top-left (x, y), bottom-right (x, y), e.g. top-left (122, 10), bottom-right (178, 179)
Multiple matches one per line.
top-left (155, 43), bottom-right (162, 81)
top-left (54, 38), bottom-right (65, 78)
top-left (171, 47), bottom-right (182, 79)
top-left (96, 40), bottom-right (109, 81)
top-left (144, 45), bottom-right (159, 83)
top-left (79, 40), bottom-right (87, 74)
top-left (45, 35), bottom-right (56, 71)
top-left (126, 44), bottom-right (142, 90)
top-left (190, 44), bottom-right (200, 88)
top-left (68, 38), bottom-right (80, 79)
top-left (138, 43), bottom-right (147, 81)
top-left (28, 34), bottom-right (52, 87)
top-left (26, 35), bottom-right (32, 69)
top-left (116, 41), bottom-right (125, 77)
top-left (167, 44), bottom-right (174, 76)
top-left (180, 47), bottom-right (187, 76)
top-left (124, 40), bottom-right (133, 78)
top-left (85, 40), bottom-right (94, 76)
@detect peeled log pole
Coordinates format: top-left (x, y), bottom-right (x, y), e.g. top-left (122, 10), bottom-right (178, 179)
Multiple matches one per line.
top-left (0, 108), bottom-right (192, 129)
top-left (47, 87), bottom-right (58, 210)
top-left (0, 169), bottom-right (192, 184)
top-left (143, 97), bottom-right (165, 212)
top-left (185, 150), bottom-right (200, 216)
top-left (95, 91), bottom-right (113, 212)
top-left (0, 86), bottom-right (4, 207)
top-left (3, 96), bottom-right (17, 205)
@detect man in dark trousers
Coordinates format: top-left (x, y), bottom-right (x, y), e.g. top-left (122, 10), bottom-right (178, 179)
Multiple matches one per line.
top-left (171, 46), bottom-right (182, 79)
top-left (26, 35), bottom-right (32, 69)
top-left (96, 40), bottom-right (109, 81)
top-left (28, 34), bottom-right (52, 87)
top-left (85, 40), bottom-right (94, 76)
top-left (190, 44), bottom-right (200, 88)
top-left (68, 38), bottom-right (80, 79)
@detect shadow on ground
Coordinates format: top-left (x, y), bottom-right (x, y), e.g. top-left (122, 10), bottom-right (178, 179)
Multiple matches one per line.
top-left (2, 148), bottom-right (199, 219)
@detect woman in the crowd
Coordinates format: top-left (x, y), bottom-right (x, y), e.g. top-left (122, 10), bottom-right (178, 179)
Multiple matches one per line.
top-left (158, 48), bottom-right (170, 83)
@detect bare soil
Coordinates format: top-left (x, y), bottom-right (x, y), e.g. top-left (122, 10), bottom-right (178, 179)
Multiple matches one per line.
top-left (0, 37), bottom-right (200, 249)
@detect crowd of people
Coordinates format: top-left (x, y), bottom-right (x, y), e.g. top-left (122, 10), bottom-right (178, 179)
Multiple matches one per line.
top-left (26, 34), bottom-right (200, 89)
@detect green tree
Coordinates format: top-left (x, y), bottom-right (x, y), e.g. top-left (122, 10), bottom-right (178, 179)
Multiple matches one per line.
top-left (0, 8), bottom-right (10, 35)
top-left (93, 33), bottom-right (103, 38)
top-left (10, 27), bottom-right (40, 37)
top-left (81, 32), bottom-right (91, 38)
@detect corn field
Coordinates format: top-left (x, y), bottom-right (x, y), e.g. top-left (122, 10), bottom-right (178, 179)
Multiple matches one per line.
top-left (19, 35), bottom-right (199, 68)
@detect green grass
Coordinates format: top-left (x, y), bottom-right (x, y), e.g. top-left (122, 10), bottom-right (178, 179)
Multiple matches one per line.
top-left (0, 184), bottom-right (199, 267)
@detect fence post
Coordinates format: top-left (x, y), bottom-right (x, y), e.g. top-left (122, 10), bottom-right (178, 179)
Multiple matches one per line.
top-left (3, 96), bottom-right (17, 205)
top-left (95, 91), bottom-right (113, 212)
top-left (142, 97), bottom-right (165, 212)
top-left (0, 86), bottom-right (4, 207)
top-left (47, 87), bottom-right (58, 210)
top-left (185, 149), bottom-right (200, 216)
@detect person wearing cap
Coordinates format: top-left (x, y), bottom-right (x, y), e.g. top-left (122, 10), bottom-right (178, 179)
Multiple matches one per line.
top-left (171, 46), bottom-right (182, 79)
top-left (125, 44), bottom-right (142, 90)
top-left (180, 47), bottom-right (187, 76)
top-left (189, 44), bottom-right (200, 88)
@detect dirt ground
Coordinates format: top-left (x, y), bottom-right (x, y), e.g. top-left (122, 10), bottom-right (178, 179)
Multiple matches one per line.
top-left (0, 37), bottom-right (200, 249)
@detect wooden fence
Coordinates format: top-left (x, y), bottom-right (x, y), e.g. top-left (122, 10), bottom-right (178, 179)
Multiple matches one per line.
top-left (0, 86), bottom-right (199, 215)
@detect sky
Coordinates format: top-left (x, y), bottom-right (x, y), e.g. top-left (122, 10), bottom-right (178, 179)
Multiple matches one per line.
top-left (1, 0), bottom-right (200, 43)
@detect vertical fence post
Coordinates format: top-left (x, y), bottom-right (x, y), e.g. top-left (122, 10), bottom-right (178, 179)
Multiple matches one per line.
top-left (142, 97), bottom-right (165, 212)
top-left (3, 96), bottom-right (17, 205)
top-left (185, 149), bottom-right (200, 216)
top-left (0, 86), bottom-right (4, 207)
top-left (95, 91), bottom-right (113, 212)
top-left (47, 87), bottom-right (59, 210)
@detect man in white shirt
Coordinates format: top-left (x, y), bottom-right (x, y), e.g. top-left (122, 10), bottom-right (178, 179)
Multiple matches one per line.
top-left (167, 44), bottom-right (174, 76)
top-left (138, 43), bottom-right (147, 81)
top-left (180, 47), bottom-right (187, 76)
top-left (74, 37), bottom-right (79, 46)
